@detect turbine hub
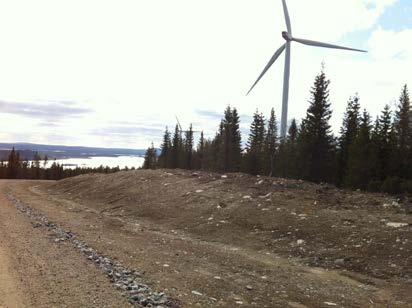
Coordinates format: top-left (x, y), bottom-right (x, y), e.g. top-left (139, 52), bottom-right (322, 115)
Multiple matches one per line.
top-left (282, 31), bottom-right (292, 41)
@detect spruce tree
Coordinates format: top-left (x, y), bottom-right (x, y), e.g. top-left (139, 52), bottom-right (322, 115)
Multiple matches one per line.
top-left (230, 107), bottom-right (242, 172)
top-left (7, 147), bottom-right (20, 179)
top-left (184, 124), bottom-right (194, 169)
top-left (220, 106), bottom-right (242, 172)
top-left (338, 95), bottom-right (360, 185)
top-left (196, 131), bottom-right (205, 169)
top-left (394, 85), bottom-right (411, 179)
top-left (285, 118), bottom-right (299, 177)
top-left (296, 70), bottom-right (335, 183)
top-left (345, 109), bottom-right (373, 189)
top-left (143, 142), bottom-right (157, 169)
top-left (211, 121), bottom-right (224, 171)
top-left (263, 108), bottom-right (278, 176)
top-left (377, 105), bottom-right (396, 181)
top-left (244, 109), bottom-right (266, 175)
top-left (158, 127), bottom-right (172, 168)
top-left (171, 124), bottom-right (183, 169)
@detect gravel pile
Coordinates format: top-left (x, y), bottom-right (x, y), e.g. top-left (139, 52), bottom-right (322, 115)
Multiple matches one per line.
top-left (7, 194), bottom-right (178, 307)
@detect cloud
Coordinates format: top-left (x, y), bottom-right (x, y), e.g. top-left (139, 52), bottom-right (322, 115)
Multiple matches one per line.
top-left (0, 100), bottom-right (93, 120)
top-left (0, 0), bottom-right (409, 148)
top-left (195, 109), bottom-right (223, 119)
top-left (91, 126), bottom-right (164, 137)
top-left (368, 27), bottom-right (412, 60)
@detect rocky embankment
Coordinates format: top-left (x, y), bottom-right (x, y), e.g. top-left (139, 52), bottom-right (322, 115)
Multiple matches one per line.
top-left (7, 193), bottom-right (179, 308)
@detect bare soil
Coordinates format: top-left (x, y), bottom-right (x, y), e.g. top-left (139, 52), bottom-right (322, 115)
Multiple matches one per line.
top-left (1, 169), bottom-right (411, 307)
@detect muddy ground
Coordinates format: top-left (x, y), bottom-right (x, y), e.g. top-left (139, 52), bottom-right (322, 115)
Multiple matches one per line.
top-left (1, 169), bottom-right (411, 307)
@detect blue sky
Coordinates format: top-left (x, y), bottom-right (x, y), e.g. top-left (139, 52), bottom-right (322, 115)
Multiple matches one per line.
top-left (0, 0), bottom-right (410, 148)
top-left (379, 0), bottom-right (412, 30)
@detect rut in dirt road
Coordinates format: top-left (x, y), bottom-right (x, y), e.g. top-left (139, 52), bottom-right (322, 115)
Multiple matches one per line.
top-left (6, 192), bottom-right (179, 308)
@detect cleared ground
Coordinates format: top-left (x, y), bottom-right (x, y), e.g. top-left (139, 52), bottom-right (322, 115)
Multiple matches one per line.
top-left (1, 169), bottom-right (411, 307)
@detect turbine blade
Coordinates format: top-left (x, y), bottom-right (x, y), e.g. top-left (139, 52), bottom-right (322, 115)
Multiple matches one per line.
top-left (280, 42), bottom-right (291, 139)
top-left (292, 37), bottom-right (367, 52)
top-left (282, 0), bottom-right (292, 34)
top-left (175, 115), bottom-right (183, 131)
top-left (246, 43), bottom-right (286, 95)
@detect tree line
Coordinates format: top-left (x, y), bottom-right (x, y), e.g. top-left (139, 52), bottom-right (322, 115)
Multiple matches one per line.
top-left (0, 148), bottom-right (127, 180)
top-left (144, 70), bottom-right (411, 194)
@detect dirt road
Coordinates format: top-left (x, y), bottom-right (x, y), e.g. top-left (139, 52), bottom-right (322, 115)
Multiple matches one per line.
top-left (0, 171), bottom-right (411, 307)
top-left (0, 180), bottom-right (129, 307)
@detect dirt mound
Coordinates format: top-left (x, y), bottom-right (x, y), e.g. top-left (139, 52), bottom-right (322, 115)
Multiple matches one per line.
top-left (45, 169), bottom-right (411, 281)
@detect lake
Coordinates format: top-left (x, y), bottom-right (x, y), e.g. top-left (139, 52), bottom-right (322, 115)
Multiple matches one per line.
top-left (43, 156), bottom-right (144, 169)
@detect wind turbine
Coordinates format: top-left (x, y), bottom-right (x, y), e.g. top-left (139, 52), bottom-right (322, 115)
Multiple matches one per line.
top-left (175, 115), bottom-right (201, 135)
top-left (247, 0), bottom-right (367, 139)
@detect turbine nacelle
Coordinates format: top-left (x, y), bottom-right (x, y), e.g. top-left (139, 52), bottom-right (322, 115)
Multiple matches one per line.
top-left (282, 31), bottom-right (292, 41)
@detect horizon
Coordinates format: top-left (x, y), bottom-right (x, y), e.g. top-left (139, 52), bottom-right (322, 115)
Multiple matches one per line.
top-left (0, 0), bottom-right (411, 148)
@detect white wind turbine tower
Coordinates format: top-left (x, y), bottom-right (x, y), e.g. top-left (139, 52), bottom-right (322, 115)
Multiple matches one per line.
top-left (247, 0), bottom-right (367, 139)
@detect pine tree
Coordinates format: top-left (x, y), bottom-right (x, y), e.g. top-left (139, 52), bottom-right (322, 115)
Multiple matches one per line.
top-left (263, 108), bottom-right (278, 176)
top-left (142, 142), bottom-right (157, 169)
top-left (338, 95), bottom-right (360, 185)
top-left (394, 85), bottom-right (411, 179)
top-left (158, 127), bottom-right (172, 168)
top-left (244, 110), bottom-right (266, 175)
top-left (296, 70), bottom-right (335, 183)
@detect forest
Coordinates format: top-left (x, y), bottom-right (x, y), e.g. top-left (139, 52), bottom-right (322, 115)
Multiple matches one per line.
top-left (144, 70), bottom-right (411, 195)
top-left (0, 149), bottom-right (128, 181)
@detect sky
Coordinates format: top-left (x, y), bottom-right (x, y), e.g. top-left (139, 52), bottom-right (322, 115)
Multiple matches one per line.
top-left (0, 0), bottom-right (411, 149)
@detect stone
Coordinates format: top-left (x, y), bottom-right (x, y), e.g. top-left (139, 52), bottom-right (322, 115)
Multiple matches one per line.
top-left (386, 222), bottom-right (408, 228)
top-left (334, 259), bottom-right (345, 266)
top-left (297, 239), bottom-right (305, 245)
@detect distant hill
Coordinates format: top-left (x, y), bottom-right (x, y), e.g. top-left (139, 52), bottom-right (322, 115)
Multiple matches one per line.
top-left (0, 143), bottom-right (147, 160)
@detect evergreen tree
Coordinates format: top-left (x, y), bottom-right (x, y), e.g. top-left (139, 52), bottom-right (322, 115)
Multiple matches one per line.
top-left (202, 137), bottom-right (213, 170)
top-left (394, 85), bottom-right (411, 179)
top-left (195, 131), bottom-right (205, 169)
top-left (338, 95), bottom-right (360, 185)
top-left (7, 148), bottom-right (20, 179)
top-left (345, 110), bottom-right (373, 189)
top-left (244, 109), bottom-right (266, 175)
top-left (171, 124), bottom-right (183, 168)
top-left (263, 108), bottom-right (278, 176)
top-left (375, 105), bottom-right (396, 182)
top-left (283, 118), bottom-right (299, 178)
top-left (210, 121), bottom-right (224, 171)
top-left (220, 106), bottom-right (242, 172)
top-left (184, 124), bottom-right (194, 169)
top-left (142, 142), bottom-right (157, 169)
top-left (158, 127), bottom-right (172, 168)
top-left (296, 70), bottom-right (335, 183)
top-left (230, 107), bottom-right (242, 172)
top-left (33, 151), bottom-right (41, 179)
